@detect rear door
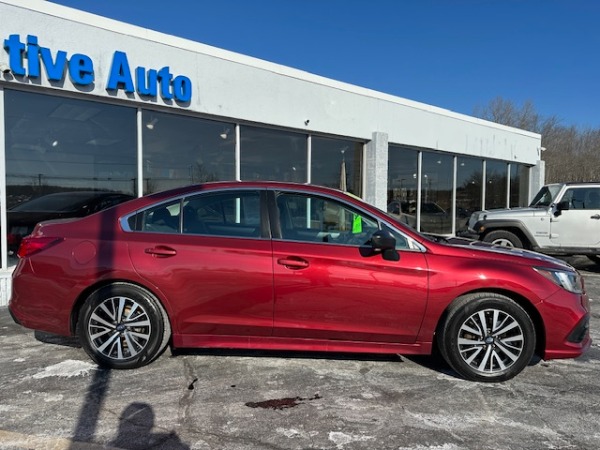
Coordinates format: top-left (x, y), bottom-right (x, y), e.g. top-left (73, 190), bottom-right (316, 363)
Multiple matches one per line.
top-left (127, 189), bottom-right (274, 337)
top-left (270, 190), bottom-right (429, 344)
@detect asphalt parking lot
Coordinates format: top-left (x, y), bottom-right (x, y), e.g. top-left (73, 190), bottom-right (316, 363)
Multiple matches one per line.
top-left (1, 256), bottom-right (599, 450)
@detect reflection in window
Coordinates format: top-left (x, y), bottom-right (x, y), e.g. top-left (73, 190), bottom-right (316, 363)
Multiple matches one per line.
top-left (421, 152), bottom-right (453, 234)
top-left (276, 192), bottom-right (377, 246)
top-left (183, 191), bottom-right (262, 238)
top-left (387, 146), bottom-right (418, 228)
top-left (240, 126), bottom-right (306, 182)
top-left (142, 111), bottom-right (235, 194)
top-left (486, 160), bottom-right (508, 209)
top-left (457, 157), bottom-right (483, 232)
top-left (510, 163), bottom-right (530, 207)
top-left (5, 90), bottom-right (137, 208)
top-left (311, 137), bottom-right (363, 196)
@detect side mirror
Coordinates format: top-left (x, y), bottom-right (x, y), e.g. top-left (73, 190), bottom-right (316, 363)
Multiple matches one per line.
top-left (371, 229), bottom-right (400, 261)
top-left (554, 200), bottom-right (570, 217)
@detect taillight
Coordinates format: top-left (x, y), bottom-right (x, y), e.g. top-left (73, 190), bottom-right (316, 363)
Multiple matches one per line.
top-left (17, 236), bottom-right (63, 258)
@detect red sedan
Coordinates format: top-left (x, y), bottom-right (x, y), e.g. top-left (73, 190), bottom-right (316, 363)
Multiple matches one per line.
top-left (8, 181), bottom-right (591, 382)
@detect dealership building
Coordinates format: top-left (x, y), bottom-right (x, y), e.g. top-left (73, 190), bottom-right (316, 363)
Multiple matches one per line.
top-left (0, 0), bottom-right (544, 305)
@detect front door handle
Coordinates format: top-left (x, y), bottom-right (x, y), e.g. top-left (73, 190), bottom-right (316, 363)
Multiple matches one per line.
top-left (591, 214), bottom-right (600, 220)
top-left (277, 257), bottom-right (309, 270)
top-left (145, 246), bottom-right (177, 257)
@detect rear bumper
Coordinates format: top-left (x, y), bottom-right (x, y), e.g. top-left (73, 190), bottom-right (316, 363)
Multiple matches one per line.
top-left (8, 303), bottom-right (22, 326)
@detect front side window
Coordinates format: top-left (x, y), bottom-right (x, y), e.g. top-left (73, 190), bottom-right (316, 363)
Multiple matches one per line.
top-left (276, 192), bottom-right (378, 246)
top-left (563, 188), bottom-right (600, 210)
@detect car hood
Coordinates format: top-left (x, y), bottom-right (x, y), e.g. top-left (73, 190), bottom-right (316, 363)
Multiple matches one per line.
top-left (470, 206), bottom-right (549, 221)
top-left (432, 235), bottom-right (573, 269)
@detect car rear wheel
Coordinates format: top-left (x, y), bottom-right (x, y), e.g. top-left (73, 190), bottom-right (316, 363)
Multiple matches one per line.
top-left (482, 230), bottom-right (523, 248)
top-left (437, 293), bottom-right (535, 382)
top-left (77, 283), bottom-right (171, 369)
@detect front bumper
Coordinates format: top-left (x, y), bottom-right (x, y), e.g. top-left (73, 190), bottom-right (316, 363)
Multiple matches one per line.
top-left (539, 288), bottom-right (592, 360)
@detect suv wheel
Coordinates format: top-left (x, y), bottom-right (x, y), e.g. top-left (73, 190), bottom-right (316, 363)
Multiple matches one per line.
top-left (483, 230), bottom-right (523, 248)
top-left (587, 255), bottom-right (600, 265)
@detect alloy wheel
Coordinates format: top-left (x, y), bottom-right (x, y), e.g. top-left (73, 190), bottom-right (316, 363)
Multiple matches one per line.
top-left (87, 296), bottom-right (152, 361)
top-left (457, 308), bottom-right (525, 375)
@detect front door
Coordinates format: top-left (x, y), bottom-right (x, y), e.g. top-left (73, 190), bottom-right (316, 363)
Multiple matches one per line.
top-left (271, 191), bottom-right (429, 344)
top-left (550, 187), bottom-right (600, 247)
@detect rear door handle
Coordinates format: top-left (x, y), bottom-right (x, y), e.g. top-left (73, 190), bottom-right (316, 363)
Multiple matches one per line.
top-left (591, 214), bottom-right (600, 220)
top-left (145, 246), bottom-right (177, 257)
top-left (277, 257), bottom-right (309, 270)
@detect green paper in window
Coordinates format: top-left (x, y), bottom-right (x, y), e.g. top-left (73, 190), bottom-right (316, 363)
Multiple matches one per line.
top-left (352, 214), bottom-right (362, 233)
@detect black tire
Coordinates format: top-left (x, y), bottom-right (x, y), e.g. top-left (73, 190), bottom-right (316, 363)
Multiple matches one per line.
top-left (587, 255), bottom-right (600, 265)
top-left (437, 292), bottom-right (535, 382)
top-left (482, 230), bottom-right (523, 248)
top-left (77, 283), bottom-right (171, 369)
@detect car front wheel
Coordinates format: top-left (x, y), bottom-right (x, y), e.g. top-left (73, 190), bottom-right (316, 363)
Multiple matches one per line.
top-left (438, 293), bottom-right (535, 382)
top-left (77, 283), bottom-right (171, 369)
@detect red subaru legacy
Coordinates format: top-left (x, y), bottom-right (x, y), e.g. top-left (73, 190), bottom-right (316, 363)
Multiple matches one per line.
top-left (9, 181), bottom-right (591, 382)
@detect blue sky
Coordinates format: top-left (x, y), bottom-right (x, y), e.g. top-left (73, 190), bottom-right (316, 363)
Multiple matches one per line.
top-left (48, 0), bottom-right (600, 128)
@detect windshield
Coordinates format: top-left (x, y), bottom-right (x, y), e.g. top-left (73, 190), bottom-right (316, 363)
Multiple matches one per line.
top-left (529, 185), bottom-right (562, 207)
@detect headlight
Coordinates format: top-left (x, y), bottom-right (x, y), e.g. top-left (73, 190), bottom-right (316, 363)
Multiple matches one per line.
top-left (533, 267), bottom-right (584, 294)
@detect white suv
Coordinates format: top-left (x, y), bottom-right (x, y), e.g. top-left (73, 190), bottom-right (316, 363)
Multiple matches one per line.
top-left (467, 182), bottom-right (600, 263)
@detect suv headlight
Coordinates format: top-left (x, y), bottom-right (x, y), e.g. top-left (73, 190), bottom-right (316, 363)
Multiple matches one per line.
top-left (533, 267), bottom-right (583, 294)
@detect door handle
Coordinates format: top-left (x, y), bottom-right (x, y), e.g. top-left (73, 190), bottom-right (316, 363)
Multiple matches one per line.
top-left (591, 214), bottom-right (600, 220)
top-left (145, 246), bottom-right (177, 257)
top-left (277, 257), bottom-right (309, 270)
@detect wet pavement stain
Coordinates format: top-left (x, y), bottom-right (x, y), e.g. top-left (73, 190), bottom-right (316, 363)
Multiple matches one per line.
top-left (187, 378), bottom-right (198, 390)
top-left (245, 394), bottom-right (322, 410)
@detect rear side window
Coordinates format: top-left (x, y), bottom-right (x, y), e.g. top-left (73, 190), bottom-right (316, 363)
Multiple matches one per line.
top-left (128, 200), bottom-right (181, 233)
top-left (182, 191), bottom-right (262, 238)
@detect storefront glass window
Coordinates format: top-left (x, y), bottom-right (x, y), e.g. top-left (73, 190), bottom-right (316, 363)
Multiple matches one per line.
top-left (421, 152), bottom-right (453, 234)
top-left (240, 126), bottom-right (307, 182)
top-left (311, 137), bottom-right (363, 196)
top-left (387, 146), bottom-right (419, 229)
top-left (485, 160), bottom-right (508, 209)
top-left (457, 156), bottom-right (483, 232)
top-left (142, 111), bottom-right (235, 194)
top-left (510, 163), bottom-right (530, 207)
top-left (4, 89), bottom-right (137, 265)
top-left (5, 90), bottom-right (137, 202)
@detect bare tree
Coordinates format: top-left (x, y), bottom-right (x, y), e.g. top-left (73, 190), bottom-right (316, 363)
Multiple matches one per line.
top-left (474, 97), bottom-right (600, 183)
